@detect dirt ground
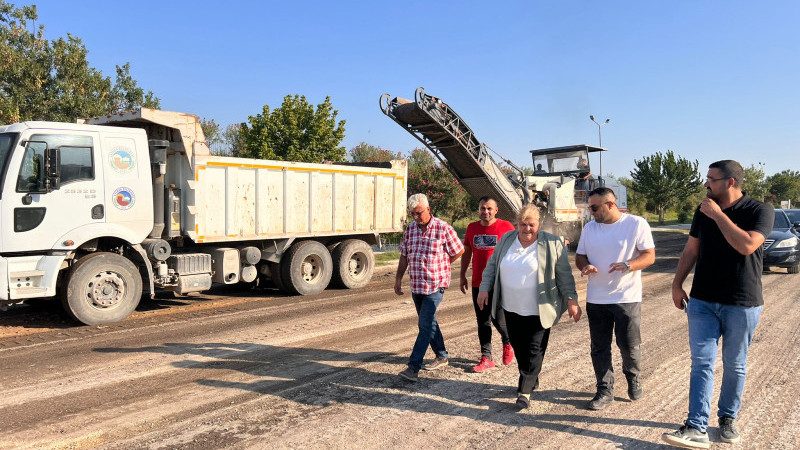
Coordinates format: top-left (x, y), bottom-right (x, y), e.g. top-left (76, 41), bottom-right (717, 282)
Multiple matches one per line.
top-left (0, 231), bottom-right (798, 449)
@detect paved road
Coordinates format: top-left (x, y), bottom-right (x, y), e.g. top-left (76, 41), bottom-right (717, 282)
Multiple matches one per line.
top-left (0, 232), bottom-right (798, 449)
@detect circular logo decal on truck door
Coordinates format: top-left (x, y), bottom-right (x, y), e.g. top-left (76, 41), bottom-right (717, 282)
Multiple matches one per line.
top-left (109, 149), bottom-right (135, 173)
top-left (112, 187), bottom-right (135, 210)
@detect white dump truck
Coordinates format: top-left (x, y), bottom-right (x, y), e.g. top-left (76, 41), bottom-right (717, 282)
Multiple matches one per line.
top-left (0, 109), bottom-right (407, 325)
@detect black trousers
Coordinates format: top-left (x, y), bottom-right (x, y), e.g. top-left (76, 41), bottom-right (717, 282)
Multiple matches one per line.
top-left (586, 302), bottom-right (642, 394)
top-left (504, 309), bottom-right (550, 395)
top-left (471, 287), bottom-right (510, 358)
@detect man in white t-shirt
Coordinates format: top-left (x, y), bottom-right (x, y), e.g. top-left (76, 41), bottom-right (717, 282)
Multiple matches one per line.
top-left (576, 187), bottom-right (655, 410)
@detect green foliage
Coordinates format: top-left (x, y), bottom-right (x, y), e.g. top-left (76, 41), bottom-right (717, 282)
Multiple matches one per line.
top-left (200, 118), bottom-right (222, 148)
top-left (0, 1), bottom-right (159, 124)
top-left (109, 63), bottom-right (160, 112)
top-left (348, 142), bottom-right (402, 163)
top-left (407, 148), bottom-right (476, 224)
top-left (239, 94), bottom-right (346, 163)
top-left (630, 150), bottom-right (702, 224)
top-left (223, 123), bottom-right (245, 157)
top-left (742, 163), bottom-right (768, 202)
top-left (765, 170), bottom-right (800, 206)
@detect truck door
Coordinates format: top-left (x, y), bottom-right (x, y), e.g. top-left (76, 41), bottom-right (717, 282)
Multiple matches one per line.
top-left (1, 132), bottom-right (104, 253)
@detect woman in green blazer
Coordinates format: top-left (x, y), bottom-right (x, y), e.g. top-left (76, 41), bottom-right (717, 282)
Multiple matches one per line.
top-left (477, 205), bottom-right (582, 409)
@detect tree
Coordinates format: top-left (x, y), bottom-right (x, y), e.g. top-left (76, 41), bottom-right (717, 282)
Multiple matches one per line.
top-left (348, 142), bottom-right (402, 163)
top-left (766, 170), bottom-right (800, 206)
top-left (223, 123), bottom-right (245, 157)
top-left (108, 63), bottom-right (160, 112)
top-left (630, 150), bottom-right (702, 224)
top-left (742, 163), bottom-right (768, 202)
top-left (200, 118), bottom-right (224, 154)
top-left (238, 95), bottom-right (346, 163)
top-left (0, 2), bottom-right (159, 124)
top-left (407, 148), bottom-right (475, 224)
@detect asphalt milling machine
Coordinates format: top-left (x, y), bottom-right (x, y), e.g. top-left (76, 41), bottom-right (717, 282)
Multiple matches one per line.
top-left (380, 87), bottom-right (627, 246)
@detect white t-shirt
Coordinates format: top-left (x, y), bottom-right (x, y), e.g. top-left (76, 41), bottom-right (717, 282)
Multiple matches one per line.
top-left (576, 213), bottom-right (655, 304)
top-left (499, 236), bottom-right (539, 316)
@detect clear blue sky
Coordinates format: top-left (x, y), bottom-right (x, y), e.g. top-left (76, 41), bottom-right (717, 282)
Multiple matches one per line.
top-left (31, 0), bottom-right (799, 178)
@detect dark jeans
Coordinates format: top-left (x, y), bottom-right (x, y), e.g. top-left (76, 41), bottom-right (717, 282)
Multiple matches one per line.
top-left (586, 302), bottom-right (642, 394)
top-left (408, 289), bottom-right (448, 371)
top-left (504, 309), bottom-right (550, 395)
top-left (471, 287), bottom-right (510, 358)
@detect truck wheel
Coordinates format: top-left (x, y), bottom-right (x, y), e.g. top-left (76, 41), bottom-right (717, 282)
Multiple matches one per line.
top-left (268, 261), bottom-right (287, 292)
top-left (281, 241), bottom-right (333, 295)
top-left (789, 262), bottom-right (800, 274)
top-left (331, 239), bottom-right (374, 289)
top-left (61, 252), bottom-right (143, 325)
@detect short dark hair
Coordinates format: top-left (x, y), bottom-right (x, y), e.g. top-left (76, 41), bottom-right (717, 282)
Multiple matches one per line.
top-left (478, 196), bottom-right (499, 205)
top-left (709, 160), bottom-right (743, 188)
top-left (588, 187), bottom-right (616, 200)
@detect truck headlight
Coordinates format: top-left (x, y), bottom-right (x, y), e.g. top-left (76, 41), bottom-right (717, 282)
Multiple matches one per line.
top-left (775, 236), bottom-right (799, 248)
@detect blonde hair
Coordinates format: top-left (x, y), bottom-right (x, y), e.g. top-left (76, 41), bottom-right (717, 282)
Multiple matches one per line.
top-left (516, 204), bottom-right (540, 224)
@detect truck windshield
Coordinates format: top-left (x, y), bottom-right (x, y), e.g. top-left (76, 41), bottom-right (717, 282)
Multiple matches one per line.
top-left (0, 132), bottom-right (19, 197)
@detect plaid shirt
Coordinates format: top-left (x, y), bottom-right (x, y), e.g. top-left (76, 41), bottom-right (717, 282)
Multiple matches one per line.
top-left (399, 216), bottom-right (464, 295)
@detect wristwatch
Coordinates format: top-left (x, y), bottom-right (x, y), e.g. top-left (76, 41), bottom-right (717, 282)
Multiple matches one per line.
top-left (623, 261), bottom-right (631, 271)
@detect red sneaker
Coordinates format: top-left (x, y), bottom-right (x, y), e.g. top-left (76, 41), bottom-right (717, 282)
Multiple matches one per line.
top-left (471, 356), bottom-right (495, 373)
top-left (502, 344), bottom-right (514, 365)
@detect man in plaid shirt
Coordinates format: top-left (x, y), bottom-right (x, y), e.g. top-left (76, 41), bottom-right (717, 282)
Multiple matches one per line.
top-left (395, 194), bottom-right (464, 382)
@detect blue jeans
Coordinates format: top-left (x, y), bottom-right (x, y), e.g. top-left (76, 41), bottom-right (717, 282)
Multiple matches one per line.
top-left (408, 289), bottom-right (448, 371)
top-left (686, 297), bottom-right (761, 432)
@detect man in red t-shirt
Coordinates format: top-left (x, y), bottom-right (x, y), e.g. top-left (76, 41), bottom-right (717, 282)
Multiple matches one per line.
top-left (460, 196), bottom-right (516, 372)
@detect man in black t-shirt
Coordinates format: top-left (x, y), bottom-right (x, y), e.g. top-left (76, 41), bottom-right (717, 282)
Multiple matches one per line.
top-left (663, 160), bottom-right (773, 449)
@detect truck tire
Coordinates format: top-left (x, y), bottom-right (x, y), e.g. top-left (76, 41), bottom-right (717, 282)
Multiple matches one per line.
top-left (268, 261), bottom-right (287, 292)
top-left (789, 262), bottom-right (800, 274)
top-left (281, 241), bottom-right (333, 295)
top-left (331, 239), bottom-right (374, 289)
top-left (61, 252), bottom-right (143, 325)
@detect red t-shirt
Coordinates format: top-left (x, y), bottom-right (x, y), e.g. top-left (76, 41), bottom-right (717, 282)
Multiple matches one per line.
top-left (464, 219), bottom-right (515, 287)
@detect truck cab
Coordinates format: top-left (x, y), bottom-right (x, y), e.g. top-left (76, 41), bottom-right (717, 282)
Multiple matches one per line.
top-left (0, 122), bottom-right (153, 303)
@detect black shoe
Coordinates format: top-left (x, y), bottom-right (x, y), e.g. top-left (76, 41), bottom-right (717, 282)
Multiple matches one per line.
top-left (587, 392), bottom-right (613, 410)
top-left (661, 422), bottom-right (709, 449)
top-left (515, 394), bottom-right (530, 410)
top-left (626, 375), bottom-right (643, 400)
top-left (718, 416), bottom-right (740, 444)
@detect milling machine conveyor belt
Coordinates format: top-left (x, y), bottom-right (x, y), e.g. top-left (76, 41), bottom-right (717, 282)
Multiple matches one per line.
top-left (380, 87), bottom-right (523, 221)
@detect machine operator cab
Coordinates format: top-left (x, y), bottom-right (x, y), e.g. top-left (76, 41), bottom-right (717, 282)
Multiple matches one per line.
top-left (527, 145), bottom-right (608, 225)
top-left (529, 144), bottom-right (606, 197)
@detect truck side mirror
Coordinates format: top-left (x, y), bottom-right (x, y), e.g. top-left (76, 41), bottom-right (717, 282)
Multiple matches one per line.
top-left (45, 146), bottom-right (60, 191)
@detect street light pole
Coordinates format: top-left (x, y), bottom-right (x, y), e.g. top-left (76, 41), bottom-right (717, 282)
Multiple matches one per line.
top-left (589, 115), bottom-right (610, 182)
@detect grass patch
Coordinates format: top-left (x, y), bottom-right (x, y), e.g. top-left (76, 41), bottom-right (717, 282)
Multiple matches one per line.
top-left (375, 250), bottom-right (401, 265)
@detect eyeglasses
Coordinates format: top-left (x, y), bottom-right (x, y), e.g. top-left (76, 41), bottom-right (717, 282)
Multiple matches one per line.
top-left (705, 176), bottom-right (730, 183)
top-left (589, 202), bottom-right (614, 212)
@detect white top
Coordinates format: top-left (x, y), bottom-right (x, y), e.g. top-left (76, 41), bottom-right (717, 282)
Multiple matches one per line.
top-left (576, 213), bottom-right (655, 304)
top-left (499, 236), bottom-right (539, 316)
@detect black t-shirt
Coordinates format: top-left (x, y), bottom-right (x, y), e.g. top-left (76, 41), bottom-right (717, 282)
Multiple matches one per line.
top-left (689, 195), bottom-right (774, 306)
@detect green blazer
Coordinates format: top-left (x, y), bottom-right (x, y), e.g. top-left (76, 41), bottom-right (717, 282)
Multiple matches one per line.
top-left (479, 230), bottom-right (578, 329)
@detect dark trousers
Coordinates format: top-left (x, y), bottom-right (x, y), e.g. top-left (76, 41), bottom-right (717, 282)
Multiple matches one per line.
top-left (471, 287), bottom-right (510, 358)
top-left (504, 309), bottom-right (551, 395)
top-left (586, 302), bottom-right (642, 394)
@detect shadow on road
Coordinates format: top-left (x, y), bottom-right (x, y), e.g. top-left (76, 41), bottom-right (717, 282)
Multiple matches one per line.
top-left (95, 341), bottom-right (675, 447)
